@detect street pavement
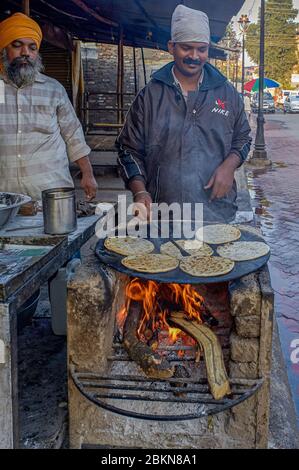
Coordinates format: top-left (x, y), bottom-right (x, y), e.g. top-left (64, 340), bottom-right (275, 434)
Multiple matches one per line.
top-left (246, 111), bottom-right (299, 429)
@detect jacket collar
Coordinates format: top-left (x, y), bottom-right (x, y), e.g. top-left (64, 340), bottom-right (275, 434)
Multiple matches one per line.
top-left (152, 61), bottom-right (227, 91)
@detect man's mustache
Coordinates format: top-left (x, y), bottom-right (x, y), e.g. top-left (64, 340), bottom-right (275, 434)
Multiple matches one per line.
top-left (11, 56), bottom-right (35, 67)
top-left (183, 58), bottom-right (201, 65)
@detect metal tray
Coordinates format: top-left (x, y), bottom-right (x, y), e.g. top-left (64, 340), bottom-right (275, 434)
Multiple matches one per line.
top-left (95, 229), bottom-right (270, 284)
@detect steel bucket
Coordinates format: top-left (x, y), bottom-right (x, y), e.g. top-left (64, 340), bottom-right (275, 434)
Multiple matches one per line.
top-left (42, 187), bottom-right (77, 235)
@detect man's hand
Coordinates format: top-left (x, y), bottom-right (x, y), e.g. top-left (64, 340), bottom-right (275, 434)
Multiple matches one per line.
top-left (128, 178), bottom-right (152, 221)
top-left (133, 191), bottom-right (152, 222)
top-left (204, 154), bottom-right (240, 202)
top-left (80, 173), bottom-right (98, 200)
top-left (75, 156), bottom-right (98, 200)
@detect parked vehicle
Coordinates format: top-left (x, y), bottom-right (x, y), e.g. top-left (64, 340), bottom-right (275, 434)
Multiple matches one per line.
top-left (251, 92), bottom-right (275, 113)
top-left (277, 90), bottom-right (299, 108)
top-left (283, 95), bottom-right (299, 113)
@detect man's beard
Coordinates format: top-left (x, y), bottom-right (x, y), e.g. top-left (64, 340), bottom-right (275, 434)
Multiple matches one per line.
top-left (1, 49), bottom-right (44, 87)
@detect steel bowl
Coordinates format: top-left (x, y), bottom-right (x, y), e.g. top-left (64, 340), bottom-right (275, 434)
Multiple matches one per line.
top-left (0, 192), bottom-right (32, 229)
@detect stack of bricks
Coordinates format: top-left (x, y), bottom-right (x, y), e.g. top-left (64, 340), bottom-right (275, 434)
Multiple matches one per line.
top-left (227, 270), bottom-right (274, 447)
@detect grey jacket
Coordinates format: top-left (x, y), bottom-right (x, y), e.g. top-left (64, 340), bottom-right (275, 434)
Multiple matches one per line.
top-left (116, 62), bottom-right (252, 222)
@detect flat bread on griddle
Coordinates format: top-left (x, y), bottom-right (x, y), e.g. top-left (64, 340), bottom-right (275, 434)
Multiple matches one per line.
top-left (160, 240), bottom-right (213, 260)
top-left (104, 236), bottom-right (154, 256)
top-left (179, 255), bottom-right (235, 277)
top-left (197, 224), bottom-right (241, 245)
top-left (121, 254), bottom-right (179, 273)
top-left (217, 241), bottom-right (270, 261)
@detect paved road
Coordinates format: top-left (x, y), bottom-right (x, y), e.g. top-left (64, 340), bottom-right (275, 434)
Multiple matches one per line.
top-left (247, 111), bottom-right (299, 428)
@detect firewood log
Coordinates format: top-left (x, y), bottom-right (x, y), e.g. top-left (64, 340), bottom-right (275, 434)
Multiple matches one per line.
top-left (123, 301), bottom-right (174, 379)
top-left (169, 311), bottom-right (231, 400)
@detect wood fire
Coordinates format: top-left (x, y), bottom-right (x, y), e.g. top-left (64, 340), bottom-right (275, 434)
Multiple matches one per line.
top-left (117, 278), bottom-right (231, 400)
top-left (120, 278), bottom-right (205, 338)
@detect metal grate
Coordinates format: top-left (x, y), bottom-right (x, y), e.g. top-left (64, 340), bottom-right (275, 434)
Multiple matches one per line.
top-left (70, 342), bottom-right (263, 421)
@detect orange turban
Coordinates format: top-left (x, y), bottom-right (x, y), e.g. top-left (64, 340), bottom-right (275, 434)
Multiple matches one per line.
top-left (0, 13), bottom-right (42, 51)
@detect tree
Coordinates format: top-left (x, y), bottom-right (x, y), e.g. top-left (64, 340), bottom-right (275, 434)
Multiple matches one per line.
top-left (246, 0), bottom-right (298, 88)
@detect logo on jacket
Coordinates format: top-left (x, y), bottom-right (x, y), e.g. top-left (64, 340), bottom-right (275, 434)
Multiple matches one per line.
top-left (211, 99), bottom-right (230, 117)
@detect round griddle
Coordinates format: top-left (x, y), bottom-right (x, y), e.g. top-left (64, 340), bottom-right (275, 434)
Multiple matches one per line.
top-left (95, 229), bottom-right (270, 284)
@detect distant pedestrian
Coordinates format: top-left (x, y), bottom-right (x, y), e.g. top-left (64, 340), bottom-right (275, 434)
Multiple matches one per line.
top-left (243, 93), bottom-right (251, 120)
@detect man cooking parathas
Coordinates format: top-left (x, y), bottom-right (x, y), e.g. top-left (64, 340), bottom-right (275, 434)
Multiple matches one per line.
top-left (117, 5), bottom-right (252, 226)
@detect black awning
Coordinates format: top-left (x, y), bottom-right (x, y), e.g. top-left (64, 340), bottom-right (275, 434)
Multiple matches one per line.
top-left (1, 1), bottom-right (245, 58)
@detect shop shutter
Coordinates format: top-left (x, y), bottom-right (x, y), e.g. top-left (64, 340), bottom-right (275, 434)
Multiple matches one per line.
top-left (40, 42), bottom-right (72, 99)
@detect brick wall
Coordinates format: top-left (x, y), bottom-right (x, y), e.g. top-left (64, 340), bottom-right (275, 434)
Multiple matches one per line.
top-left (81, 43), bottom-right (171, 125)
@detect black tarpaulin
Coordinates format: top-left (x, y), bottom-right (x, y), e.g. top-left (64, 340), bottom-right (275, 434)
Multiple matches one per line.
top-left (1, 1), bottom-right (245, 58)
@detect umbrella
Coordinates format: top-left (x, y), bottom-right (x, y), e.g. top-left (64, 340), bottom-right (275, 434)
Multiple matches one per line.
top-left (244, 77), bottom-right (280, 93)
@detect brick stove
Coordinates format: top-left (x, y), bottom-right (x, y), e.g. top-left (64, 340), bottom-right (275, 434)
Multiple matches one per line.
top-left (67, 250), bottom-right (274, 449)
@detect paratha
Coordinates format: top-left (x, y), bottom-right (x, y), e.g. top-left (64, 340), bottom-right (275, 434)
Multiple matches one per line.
top-left (121, 254), bottom-right (179, 273)
top-left (160, 240), bottom-right (213, 260)
top-left (179, 255), bottom-right (235, 277)
top-left (104, 236), bottom-right (154, 256)
top-left (234, 224), bottom-right (262, 237)
top-left (217, 241), bottom-right (270, 261)
top-left (197, 224), bottom-right (241, 245)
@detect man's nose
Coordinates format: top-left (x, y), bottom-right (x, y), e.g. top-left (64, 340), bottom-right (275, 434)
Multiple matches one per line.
top-left (189, 49), bottom-right (200, 60)
top-left (20, 45), bottom-right (30, 56)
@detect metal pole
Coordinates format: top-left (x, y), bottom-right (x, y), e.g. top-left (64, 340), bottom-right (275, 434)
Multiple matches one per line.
top-left (252, 0), bottom-right (270, 164)
top-left (226, 52), bottom-right (230, 81)
top-left (241, 33), bottom-right (245, 96)
top-left (141, 48), bottom-right (147, 85)
top-left (117, 29), bottom-right (124, 124)
top-left (133, 47), bottom-right (138, 95)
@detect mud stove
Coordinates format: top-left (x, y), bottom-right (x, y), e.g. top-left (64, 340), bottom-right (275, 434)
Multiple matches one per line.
top-left (67, 233), bottom-right (273, 449)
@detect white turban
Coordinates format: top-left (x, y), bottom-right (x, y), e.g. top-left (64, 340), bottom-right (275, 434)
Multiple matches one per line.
top-left (171, 4), bottom-right (210, 44)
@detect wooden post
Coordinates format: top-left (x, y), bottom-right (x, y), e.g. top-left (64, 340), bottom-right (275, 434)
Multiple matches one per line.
top-left (22, 0), bottom-right (30, 16)
top-left (0, 302), bottom-right (19, 448)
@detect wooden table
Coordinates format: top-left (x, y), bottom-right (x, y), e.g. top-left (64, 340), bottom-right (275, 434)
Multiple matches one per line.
top-left (0, 213), bottom-right (102, 448)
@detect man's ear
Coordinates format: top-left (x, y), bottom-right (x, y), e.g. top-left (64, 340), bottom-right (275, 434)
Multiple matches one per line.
top-left (167, 41), bottom-right (175, 56)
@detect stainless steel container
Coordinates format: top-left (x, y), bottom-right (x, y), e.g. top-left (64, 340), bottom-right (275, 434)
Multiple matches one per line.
top-left (42, 188), bottom-right (77, 235)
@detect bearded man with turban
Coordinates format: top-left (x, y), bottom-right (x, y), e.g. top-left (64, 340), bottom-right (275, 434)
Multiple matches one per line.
top-left (0, 13), bottom-right (97, 201)
top-left (117, 5), bottom-right (252, 224)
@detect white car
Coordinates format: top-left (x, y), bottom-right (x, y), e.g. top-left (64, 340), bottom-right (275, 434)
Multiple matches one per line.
top-left (283, 95), bottom-right (299, 113)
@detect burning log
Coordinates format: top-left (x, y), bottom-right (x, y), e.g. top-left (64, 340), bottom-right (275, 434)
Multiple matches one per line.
top-left (123, 301), bottom-right (175, 379)
top-left (169, 311), bottom-right (231, 400)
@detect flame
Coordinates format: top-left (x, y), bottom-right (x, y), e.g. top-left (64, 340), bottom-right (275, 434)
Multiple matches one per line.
top-left (116, 306), bottom-right (127, 332)
top-left (168, 327), bottom-right (182, 343)
top-left (119, 278), bottom-right (204, 346)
